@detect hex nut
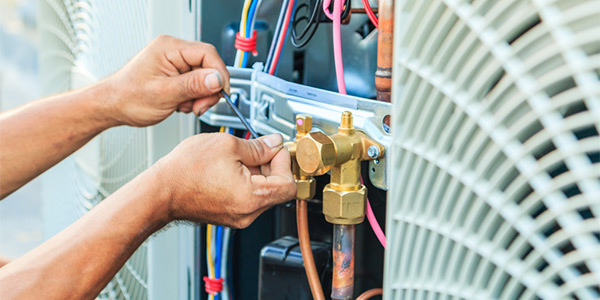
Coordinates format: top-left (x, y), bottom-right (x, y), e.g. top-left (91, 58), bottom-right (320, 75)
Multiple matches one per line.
top-left (322, 185), bottom-right (367, 225)
top-left (296, 178), bottom-right (316, 200)
top-left (296, 132), bottom-right (336, 174)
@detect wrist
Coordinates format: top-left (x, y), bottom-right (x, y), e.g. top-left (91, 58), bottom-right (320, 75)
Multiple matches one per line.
top-left (141, 160), bottom-right (175, 227)
top-left (86, 78), bottom-right (126, 128)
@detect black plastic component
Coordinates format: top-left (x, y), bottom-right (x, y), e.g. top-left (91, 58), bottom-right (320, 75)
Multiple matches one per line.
top-left (259, 236), bottom-right (332, 300)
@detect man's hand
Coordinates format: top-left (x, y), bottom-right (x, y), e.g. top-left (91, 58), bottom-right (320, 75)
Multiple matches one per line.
top-left (105, 35), bottom-right (230, 127)
top-left (154, 133), bottom-right (297, 228)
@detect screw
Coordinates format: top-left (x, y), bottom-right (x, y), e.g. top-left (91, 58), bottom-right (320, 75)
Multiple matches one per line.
top-left (367, 145), bottom-right (379, 159)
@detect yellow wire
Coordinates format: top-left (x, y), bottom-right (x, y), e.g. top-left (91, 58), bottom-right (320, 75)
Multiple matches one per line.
top-left (237, 0), bottom-right (253, 67)
top-left (206, 224), bottom-right (214, 278)
top-left (219, 126), bottom-right (226, 133)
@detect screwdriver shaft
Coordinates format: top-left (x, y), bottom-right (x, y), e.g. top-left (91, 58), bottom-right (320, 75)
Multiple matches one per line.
top-left (220, 90), bottom-right (259, 139)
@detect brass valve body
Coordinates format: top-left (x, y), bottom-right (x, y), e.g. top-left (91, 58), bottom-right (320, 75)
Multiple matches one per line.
top-left (296, 112), bottom-right (384, 225)
top-left (285, 114), bottom-right (317, 201)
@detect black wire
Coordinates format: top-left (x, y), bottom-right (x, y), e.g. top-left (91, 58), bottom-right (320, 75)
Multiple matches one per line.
top-left (290, 0), bottom-right (351, 48)
top-left (291, 0), bottom-right (322, 48)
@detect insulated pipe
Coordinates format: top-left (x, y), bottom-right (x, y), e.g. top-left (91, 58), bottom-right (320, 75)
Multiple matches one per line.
top-left (375, 0), bottom-right (394, 102)
top-left (297, 199), bottom-right (326, 300)
top-left (332, 224), bottom-right (355, 300)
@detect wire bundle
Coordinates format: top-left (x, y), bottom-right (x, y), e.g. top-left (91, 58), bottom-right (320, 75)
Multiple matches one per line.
top-left (234, 0), bottom-right (264, 68)
top-left (264, 0), bottom-right (296, 74)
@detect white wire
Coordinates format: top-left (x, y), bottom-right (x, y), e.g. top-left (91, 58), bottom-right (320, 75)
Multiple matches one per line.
top-left (234, 0), bottom-right (252, 67)
top-left (220, 228), bottom-right (232, 300)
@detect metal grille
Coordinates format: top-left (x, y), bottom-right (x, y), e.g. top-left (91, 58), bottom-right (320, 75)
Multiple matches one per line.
top-left (39, 1), bottom-right (151, 299)
top-left (385, 0), bottom-right (600, 299)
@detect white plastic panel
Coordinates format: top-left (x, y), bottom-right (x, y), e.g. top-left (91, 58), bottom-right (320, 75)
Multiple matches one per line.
top-left (385, 0), bottom-right (600, 299)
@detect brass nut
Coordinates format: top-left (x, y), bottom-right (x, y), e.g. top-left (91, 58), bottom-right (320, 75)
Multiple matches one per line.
top-left (296, 178), bottom-right (316, 200)
top-left (296, 132), bottom-right (336, 175)
top-left (322, 185), bottom-right (367, 225)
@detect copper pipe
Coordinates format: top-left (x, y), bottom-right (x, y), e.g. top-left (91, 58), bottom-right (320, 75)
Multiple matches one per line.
top-left (356, 288), bottom-right (383, 300)
top-left (332, 224), bottom-right (355, 300)
top-left (297, 199), bottom-right (326, 300)
top-left (350, 8), bottom-right (379, 14)
top-left (375, 0), bottom-right (394, 103)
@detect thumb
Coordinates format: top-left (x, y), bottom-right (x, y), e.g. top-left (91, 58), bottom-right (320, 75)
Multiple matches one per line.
top-left (170, 68), bottom-right (224, 102)
top-left (236, 134), bottom-right (284, 167)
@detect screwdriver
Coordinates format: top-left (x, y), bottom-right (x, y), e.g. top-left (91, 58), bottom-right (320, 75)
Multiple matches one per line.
top-left (220, 90), bottom-right (259, 139)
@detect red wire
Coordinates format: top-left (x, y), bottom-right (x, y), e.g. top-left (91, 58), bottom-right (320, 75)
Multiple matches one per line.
top-left (362, 0), bottom-right (378, 28)
top-left (235, 30), bottom-right (258, 56)
top-left (203, 277), bottom-right (224, 295)
top-left (244, 131), bottom-right (251, 140)
top-left (269, 0), bottom-right (295, 75)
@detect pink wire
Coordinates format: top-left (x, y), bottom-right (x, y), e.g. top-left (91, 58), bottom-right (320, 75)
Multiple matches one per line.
top-left (329, 0), bottom-right (386, 248)
top-left (362, 177), bottom-right (387, 248)
top-left (332, 0), bottom-right (347, 94)
top-left (367, 198), bottom-right (387, 248)
top-left (322, 0), bottom-right (334, 20)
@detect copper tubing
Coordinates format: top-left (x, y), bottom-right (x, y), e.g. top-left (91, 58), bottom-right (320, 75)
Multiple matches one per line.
top-left (297, 199), bottom-right (326, 300)
top-left (356, 288), bottom-right (383, 300)
top-left (375, 0), bottom-right (394, 102)
top-left (332, 224), bottom-right (355, 300)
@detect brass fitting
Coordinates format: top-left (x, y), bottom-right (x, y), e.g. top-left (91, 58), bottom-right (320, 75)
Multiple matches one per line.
top-left (296, 111), bottom-right (384, 225)
top-left (286, 115), bottom-right (318, 200)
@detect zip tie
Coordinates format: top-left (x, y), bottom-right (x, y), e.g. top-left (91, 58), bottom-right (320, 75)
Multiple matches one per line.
top-left (235, 30), bottom-right (258, 56)
top-left (203, 277), bottom-right (225, 295)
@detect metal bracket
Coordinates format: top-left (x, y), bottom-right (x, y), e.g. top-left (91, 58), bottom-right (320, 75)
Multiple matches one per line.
top-left (200, 65), bottom-right (392, 190)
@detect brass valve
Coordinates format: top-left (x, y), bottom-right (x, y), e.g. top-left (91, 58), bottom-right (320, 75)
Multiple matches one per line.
top-left (284, 115), bottom-right (316, 200)
top-left (296, 111), bottom-right (384, 225)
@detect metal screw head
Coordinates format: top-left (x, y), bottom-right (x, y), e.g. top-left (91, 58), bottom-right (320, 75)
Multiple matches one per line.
top-left (367, 145), bottom-right (380, 159)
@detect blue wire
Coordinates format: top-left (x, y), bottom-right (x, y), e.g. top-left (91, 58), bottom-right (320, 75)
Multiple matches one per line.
top-left (215, 226), bottom-right (223, 300)
top-left (242, 0), bottom-right (259, 68)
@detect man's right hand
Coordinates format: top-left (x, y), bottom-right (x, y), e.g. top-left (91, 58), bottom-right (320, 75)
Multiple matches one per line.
top-left (152, 133), bottom-right (297, 228)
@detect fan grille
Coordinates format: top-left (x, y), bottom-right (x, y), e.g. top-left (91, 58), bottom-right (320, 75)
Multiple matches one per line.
top-left (386, 0), bottom-right (600, 299)
top-left (39, 1), bottom-right (151, 299)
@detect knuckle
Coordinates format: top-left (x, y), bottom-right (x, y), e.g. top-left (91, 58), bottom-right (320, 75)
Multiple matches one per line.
top-left (185, 72), bottom-right (206, 96)
top-left (202, 43), bottom-right (217, 54)
top-left (216, 133), bottom-right (237, 149)
top-left (155, 34), bottom-right (171, 44)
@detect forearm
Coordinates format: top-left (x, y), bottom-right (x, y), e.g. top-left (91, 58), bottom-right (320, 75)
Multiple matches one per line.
top-left (0, 166), bottom-right (170, 300)
top-left (0, 81), bottom-right (120, 198)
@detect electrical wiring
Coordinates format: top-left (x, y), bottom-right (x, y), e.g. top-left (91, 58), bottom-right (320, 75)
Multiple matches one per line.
top-left (215, 226), bottom-right (223, 300)
top-left (220, 228), bottom-right (231, 300)
top-left (264, 0), bottom-right (289, 72)
top-left (322, 0), bottom-right (351, 21)
top-left (290, 0), bottom-right (322, 48)
top-left (268, 0), bottom-right (296, 75)
top-left (361, 0), bottom-right (378, 28)
top-left (234, 0), bottom-right (253, 67)
top-left (331, 0), bottom-right (346, 94)
top-left (366, 197), bottom-right (386, 248)
top-left (241, 0), bottom-right (263, 68)
top-left (205, 225), bottom-right (215, 300)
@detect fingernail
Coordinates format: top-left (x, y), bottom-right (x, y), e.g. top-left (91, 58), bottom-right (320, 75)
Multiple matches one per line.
top-left (262, 134), bottom-right (283, 148)
top-left (204, 72), bottom-right (223, 92)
